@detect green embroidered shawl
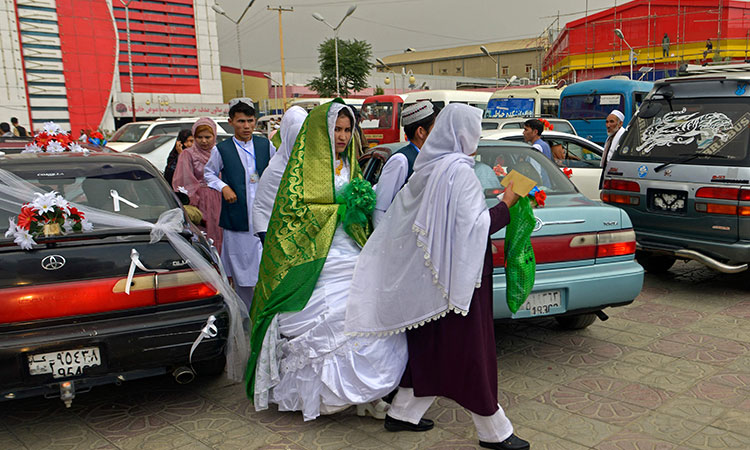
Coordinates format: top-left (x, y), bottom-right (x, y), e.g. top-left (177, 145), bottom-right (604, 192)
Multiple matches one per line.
top-left (245, 100), bottom-right (369, 397)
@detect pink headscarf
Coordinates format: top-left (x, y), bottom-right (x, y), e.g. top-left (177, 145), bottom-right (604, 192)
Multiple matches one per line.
top-left (171, 117), bottom-right (218, 197)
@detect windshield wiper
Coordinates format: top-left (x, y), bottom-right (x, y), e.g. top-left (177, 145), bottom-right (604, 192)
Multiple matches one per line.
top-left (654, 153), bottom-right (728, 172)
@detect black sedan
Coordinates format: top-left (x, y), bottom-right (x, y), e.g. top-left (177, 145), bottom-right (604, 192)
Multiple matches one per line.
top-left (0, 151), bottom-right (228, 406)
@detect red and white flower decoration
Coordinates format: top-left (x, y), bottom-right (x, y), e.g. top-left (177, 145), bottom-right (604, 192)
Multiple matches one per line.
top-left (5, 191), bottom-right (92, 250)
top-left (22, 122), bottom-right (89, 154)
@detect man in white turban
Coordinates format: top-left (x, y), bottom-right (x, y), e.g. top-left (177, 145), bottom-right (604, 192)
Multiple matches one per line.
top-left (372, 101), bottom-right (439, 228)
top-left (599, 109), bottom-right (626, 189)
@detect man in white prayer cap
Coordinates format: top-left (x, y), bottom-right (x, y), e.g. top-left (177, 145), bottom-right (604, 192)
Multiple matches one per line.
top-left (372, 101), bottom-right (439, 228)
top-left (599, 109), bottom-right (626, 189)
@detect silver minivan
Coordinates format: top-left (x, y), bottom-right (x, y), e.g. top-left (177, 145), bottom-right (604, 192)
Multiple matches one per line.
top-left (602, 63), bottom-right (750, 274)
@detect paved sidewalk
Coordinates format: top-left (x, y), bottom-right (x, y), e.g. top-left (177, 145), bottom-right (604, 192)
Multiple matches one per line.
top-left (1, 261), bottom-right (749, 449)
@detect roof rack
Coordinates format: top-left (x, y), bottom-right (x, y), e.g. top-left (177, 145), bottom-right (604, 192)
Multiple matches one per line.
top-left (679, 62), bottom-right (750, 76)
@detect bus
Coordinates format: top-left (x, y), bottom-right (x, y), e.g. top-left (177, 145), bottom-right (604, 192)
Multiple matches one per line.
top-left (359, 94), bottom-right (406, 147)
top-left (483, 85), bottom-right (564, 119)
top-left (558, 78), bottom-right (653, 145)
top-left (403, 90), bottom-right (491, 111)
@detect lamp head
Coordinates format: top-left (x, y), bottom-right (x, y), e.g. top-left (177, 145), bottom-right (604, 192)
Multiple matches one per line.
top-left (480, 45), bottom-right (491, 57)
top-left (344, 4), bottom-right (357, 18)
top-left (614, 28), bottom-right (625, 40)
top-left (408, 75), bottom-right (416, 84)
top-left (384, 77), bottom-right (391, 85)
top-left (212, 3), bottom-right (226, 15)
top-left (508, 75), bottom-right (518, 84)
top-left (312, 12), bottom-right (325, 22)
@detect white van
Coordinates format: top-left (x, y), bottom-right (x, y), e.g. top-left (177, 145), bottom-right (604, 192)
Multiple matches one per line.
top-left (403, 90), bottom-right (492, 111)
top-left (484, 85), bottom-right (563, 119)
top-left (108, 117), bottom-right (232, 152)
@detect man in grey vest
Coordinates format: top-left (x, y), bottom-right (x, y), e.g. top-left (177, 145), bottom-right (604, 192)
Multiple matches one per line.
top-left (372, 101), bottom-right (438, 228)
top-left (205, 98), bottom-right (275, 309)
top-left (599, 109), bottom-right (625, 189)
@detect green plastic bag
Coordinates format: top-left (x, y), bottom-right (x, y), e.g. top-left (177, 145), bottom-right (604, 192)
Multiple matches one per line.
top-left (504, 196), bottom-right (536, 313)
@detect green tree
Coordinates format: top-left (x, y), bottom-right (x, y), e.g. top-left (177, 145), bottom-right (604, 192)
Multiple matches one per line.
top-left (308, 38), bottom-right (372, 97)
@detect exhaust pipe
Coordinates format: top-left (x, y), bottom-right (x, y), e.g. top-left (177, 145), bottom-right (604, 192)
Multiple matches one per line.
top-left (172, 366), bottom-right (196, 384)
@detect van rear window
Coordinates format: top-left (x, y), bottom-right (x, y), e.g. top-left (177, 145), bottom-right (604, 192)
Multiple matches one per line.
top-left (560, 94), bottom-right (624, 120)
top-left (616, 98), bottom-right (750, 164)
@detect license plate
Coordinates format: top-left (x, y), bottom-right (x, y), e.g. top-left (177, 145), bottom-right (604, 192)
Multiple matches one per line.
top-left (514, 290), bottom-right (563, 318)
top-left (28, 347), bottom-right (102, 379)
top-left (649, 189), bottom-right (687, 214)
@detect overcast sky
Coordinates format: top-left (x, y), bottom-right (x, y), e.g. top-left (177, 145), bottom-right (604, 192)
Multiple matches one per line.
top-left (215, 0), bottom-right (620, 73)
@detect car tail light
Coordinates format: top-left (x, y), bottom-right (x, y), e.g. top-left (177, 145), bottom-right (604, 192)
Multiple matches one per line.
top-left (601, 192), bottom-right (640, 205)
top-left (696, 187), bottom-right (739, 200)
top-left (490, 229), bottom-right (635, 268)
top-left (155, 270), bottom-right (219, 304)
top-left (596, 230), bottom-right (637, 258)
top-left (695, 186), bottom-right (746, 215)
top-left (603, 179), bottom-right (640, 192)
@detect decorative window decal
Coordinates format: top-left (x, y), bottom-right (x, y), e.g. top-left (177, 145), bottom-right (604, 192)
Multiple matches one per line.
top-left (636, 108), bottom-right (733, 155)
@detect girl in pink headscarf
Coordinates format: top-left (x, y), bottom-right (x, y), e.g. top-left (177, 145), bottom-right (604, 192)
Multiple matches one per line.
top-left (172, 117), bottom-right (223, 252)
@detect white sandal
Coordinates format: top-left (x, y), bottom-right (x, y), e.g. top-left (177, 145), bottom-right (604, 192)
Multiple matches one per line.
top-left (356, 400), bottom-right (389, 420)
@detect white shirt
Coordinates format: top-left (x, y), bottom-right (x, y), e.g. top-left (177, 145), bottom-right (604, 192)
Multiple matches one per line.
top-left (204, 137), bottom-right (276, 287)
top-left (373, 144), bottom-right (418, 228)
top-left (602, 127), bottom-right (626, 167)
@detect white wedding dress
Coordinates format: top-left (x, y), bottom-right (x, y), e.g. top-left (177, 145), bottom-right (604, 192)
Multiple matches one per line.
top-left (254, 162), bottom-right (408, 421)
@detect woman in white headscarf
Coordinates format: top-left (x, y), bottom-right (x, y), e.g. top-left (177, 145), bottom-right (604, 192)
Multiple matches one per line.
top-left (347, 104), bottom-right (529, 450)
top-left (251, 106), bottom-right (307, 239)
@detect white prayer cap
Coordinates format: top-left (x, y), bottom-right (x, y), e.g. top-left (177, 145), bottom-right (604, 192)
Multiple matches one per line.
top-left (402, 101), bottom-right (435, 126)
top-left (609, 109), bottom-right (625, 122)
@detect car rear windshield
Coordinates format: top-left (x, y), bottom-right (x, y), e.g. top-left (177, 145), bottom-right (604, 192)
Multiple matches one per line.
top-left (110, 123), bottom-right (150, 143)
top-left (1, 162), bottom-right (178, 234)
top-left (126, 135), bottom-right (176, 154)
top-left (475, 143), bottom-right (577, 196)
top-left (561, 94), bottom-right (624, 120)
top-left (616, 98), bottom-right (750, 165)
top-left (360, 102), bottom-right (395, 129)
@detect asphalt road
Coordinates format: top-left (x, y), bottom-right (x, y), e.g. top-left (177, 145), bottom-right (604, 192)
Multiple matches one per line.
top-left (2, 261), bottom-right (750, 449)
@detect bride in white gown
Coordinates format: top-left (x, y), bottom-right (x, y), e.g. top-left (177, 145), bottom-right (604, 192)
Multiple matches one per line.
top-left (250, 101), bottom-right (407, 421)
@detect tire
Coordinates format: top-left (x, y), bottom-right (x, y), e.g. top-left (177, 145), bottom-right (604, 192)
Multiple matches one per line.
top-left (635, 251), bottom-right (676, 274)
top-left (191, 353), bottom-right (226, 377)
top-left (555, 313), bottom-right (597, 330)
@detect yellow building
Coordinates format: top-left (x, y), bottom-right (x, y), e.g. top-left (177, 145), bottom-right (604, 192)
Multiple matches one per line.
top-left (220, 66), bottom-right (271, 104)
top-left (377, 38), bottom-right (547, 83)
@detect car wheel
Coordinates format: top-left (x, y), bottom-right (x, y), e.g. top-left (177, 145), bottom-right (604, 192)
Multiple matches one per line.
top-left (636, 251), bottom-right (676, 273)
top-left (192, 353), bottom-right (226, 377)
top-left (555, 313), bottom-right (597, 330)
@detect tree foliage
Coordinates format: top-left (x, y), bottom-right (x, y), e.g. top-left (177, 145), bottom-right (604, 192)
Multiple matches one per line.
top-left (308, 38), bottom-right (372, 97)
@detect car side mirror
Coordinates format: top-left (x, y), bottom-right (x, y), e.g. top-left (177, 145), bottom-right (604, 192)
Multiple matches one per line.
top-left (175, 191), bottom-right (190, 205)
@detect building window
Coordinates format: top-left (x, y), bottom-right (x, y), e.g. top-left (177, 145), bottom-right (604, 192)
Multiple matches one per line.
top-left (525, 64), bottom-right (532, 73)
top-left (501, 66), bottom-right (509, 75)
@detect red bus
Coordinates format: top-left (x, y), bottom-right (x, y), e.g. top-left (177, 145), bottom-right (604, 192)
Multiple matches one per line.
top-left (360, 94), bottom-right (406, 148)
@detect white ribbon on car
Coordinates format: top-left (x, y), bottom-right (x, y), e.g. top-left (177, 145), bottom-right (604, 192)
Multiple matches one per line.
top-left (110, 189), bottom-right (139, 212)
top-left (124, 249), bottom-right (167, 295)
top-left (0, 168), bottom-right (250, 383)
top-left (189, 315), bottom-right (218, 368)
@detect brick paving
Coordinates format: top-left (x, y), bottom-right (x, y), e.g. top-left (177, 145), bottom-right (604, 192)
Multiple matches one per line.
top-left (2, 261), bottom-right (750, 449)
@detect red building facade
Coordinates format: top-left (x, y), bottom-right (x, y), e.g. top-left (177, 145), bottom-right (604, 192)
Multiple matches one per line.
top-left (544, 0), bottom-right (750, 82)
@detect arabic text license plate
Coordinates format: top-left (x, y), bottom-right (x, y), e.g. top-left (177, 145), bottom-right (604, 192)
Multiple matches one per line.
top-left (519, 290), bottom-right (562, 317)
top-left (28, 347), bottom-right (102, 379)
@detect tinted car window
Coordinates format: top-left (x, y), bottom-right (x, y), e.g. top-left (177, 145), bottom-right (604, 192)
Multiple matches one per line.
top-left (482, 121), bottom-right (501, 130)
top-left (561, 94), bottom-right (624, 120)
top-left (151, 124), bottom-right (188, 136)
top-left (360, 102), bottom-right (394, 129)
top-left (475, 143), bottom-right (576, 196)
top-left (217, 122), bottom-right (233, 133)
top-left (501, 123), bottom-right (522, 129)
top-left (616, 98), bottom-right (750, 165)
top-left (1, 163), bottom-right (178, 231)
top-left (550, 121), bottom-right (575, 134)
top-left (541, 98), bottom-right (559, 117)
top-left (126, 135), bottom-right (176, 154)
top-left (110, 123), bottom-right (150, 143)
top-left (546, 138), bottom-right (601, 168)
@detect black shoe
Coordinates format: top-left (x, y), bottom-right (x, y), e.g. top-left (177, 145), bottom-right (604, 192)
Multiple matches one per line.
top-left (479, 434), bottom-right (530, 450)
top-left (384, 415), bottom-right (434, 432)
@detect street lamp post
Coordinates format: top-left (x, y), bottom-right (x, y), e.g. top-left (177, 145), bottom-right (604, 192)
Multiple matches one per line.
top-left (312, 5), bottom-right (357, 97)
top-left (479, 45), bottom-right (499, 88)
top-left (213, 1), bottom-right (256, 97)
top-left (118, 0), bottom-right (136, 122)
top-left (614, 28), bottom-right (634, 80)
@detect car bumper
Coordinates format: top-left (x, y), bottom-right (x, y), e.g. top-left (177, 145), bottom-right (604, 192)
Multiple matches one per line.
top-left (0, 298), bottom-right (228, 401)
top-left (491, 259), bottom-right (644, 319)
top-left (637, 230), bottom-right (750, 269)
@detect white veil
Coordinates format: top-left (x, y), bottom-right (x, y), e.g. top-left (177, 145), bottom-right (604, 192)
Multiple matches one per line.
top-left (0, 168), bottom-right (249, 382)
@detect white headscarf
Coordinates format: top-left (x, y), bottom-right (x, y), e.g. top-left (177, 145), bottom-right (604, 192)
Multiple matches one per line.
top-left (346, 103), bottom-right (490, 335)
top-left (251, 106), bottom-right (307, 235)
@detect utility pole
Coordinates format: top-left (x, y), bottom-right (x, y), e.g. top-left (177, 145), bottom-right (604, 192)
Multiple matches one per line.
top-left (268, 5), bottom-right (293, 112)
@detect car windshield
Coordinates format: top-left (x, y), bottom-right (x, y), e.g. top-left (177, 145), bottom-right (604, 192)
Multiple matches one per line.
top-left (561, 94), bottom-right (624, 120)
top-left (485, 98), bottom-right (535, 118)
top-left (616, 98), bottom-right (750, 164)
top-left (217, 122), bottom-right (233, 133)
top-left (1, 162), bottom-right (178, 233)
top-left (360, 102), bottom-right (395, 129)
top-left (475, 143), bottom-right (577, 196)
top-left (126, 135), bottom-right (176, 154)
top-left (550, 121), bottom-right (575, 134)
top-left (482, 121), bottom-right (501, 130)
top-left (110, 123), bottom-right (150, 143)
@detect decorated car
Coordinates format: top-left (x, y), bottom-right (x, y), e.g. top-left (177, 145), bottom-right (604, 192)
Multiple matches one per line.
top-left (0, 142), bottom-right (247, 406)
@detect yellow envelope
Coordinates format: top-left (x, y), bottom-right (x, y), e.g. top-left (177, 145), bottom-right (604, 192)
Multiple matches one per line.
top-left (500, 170), bottom-right (536, 197)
